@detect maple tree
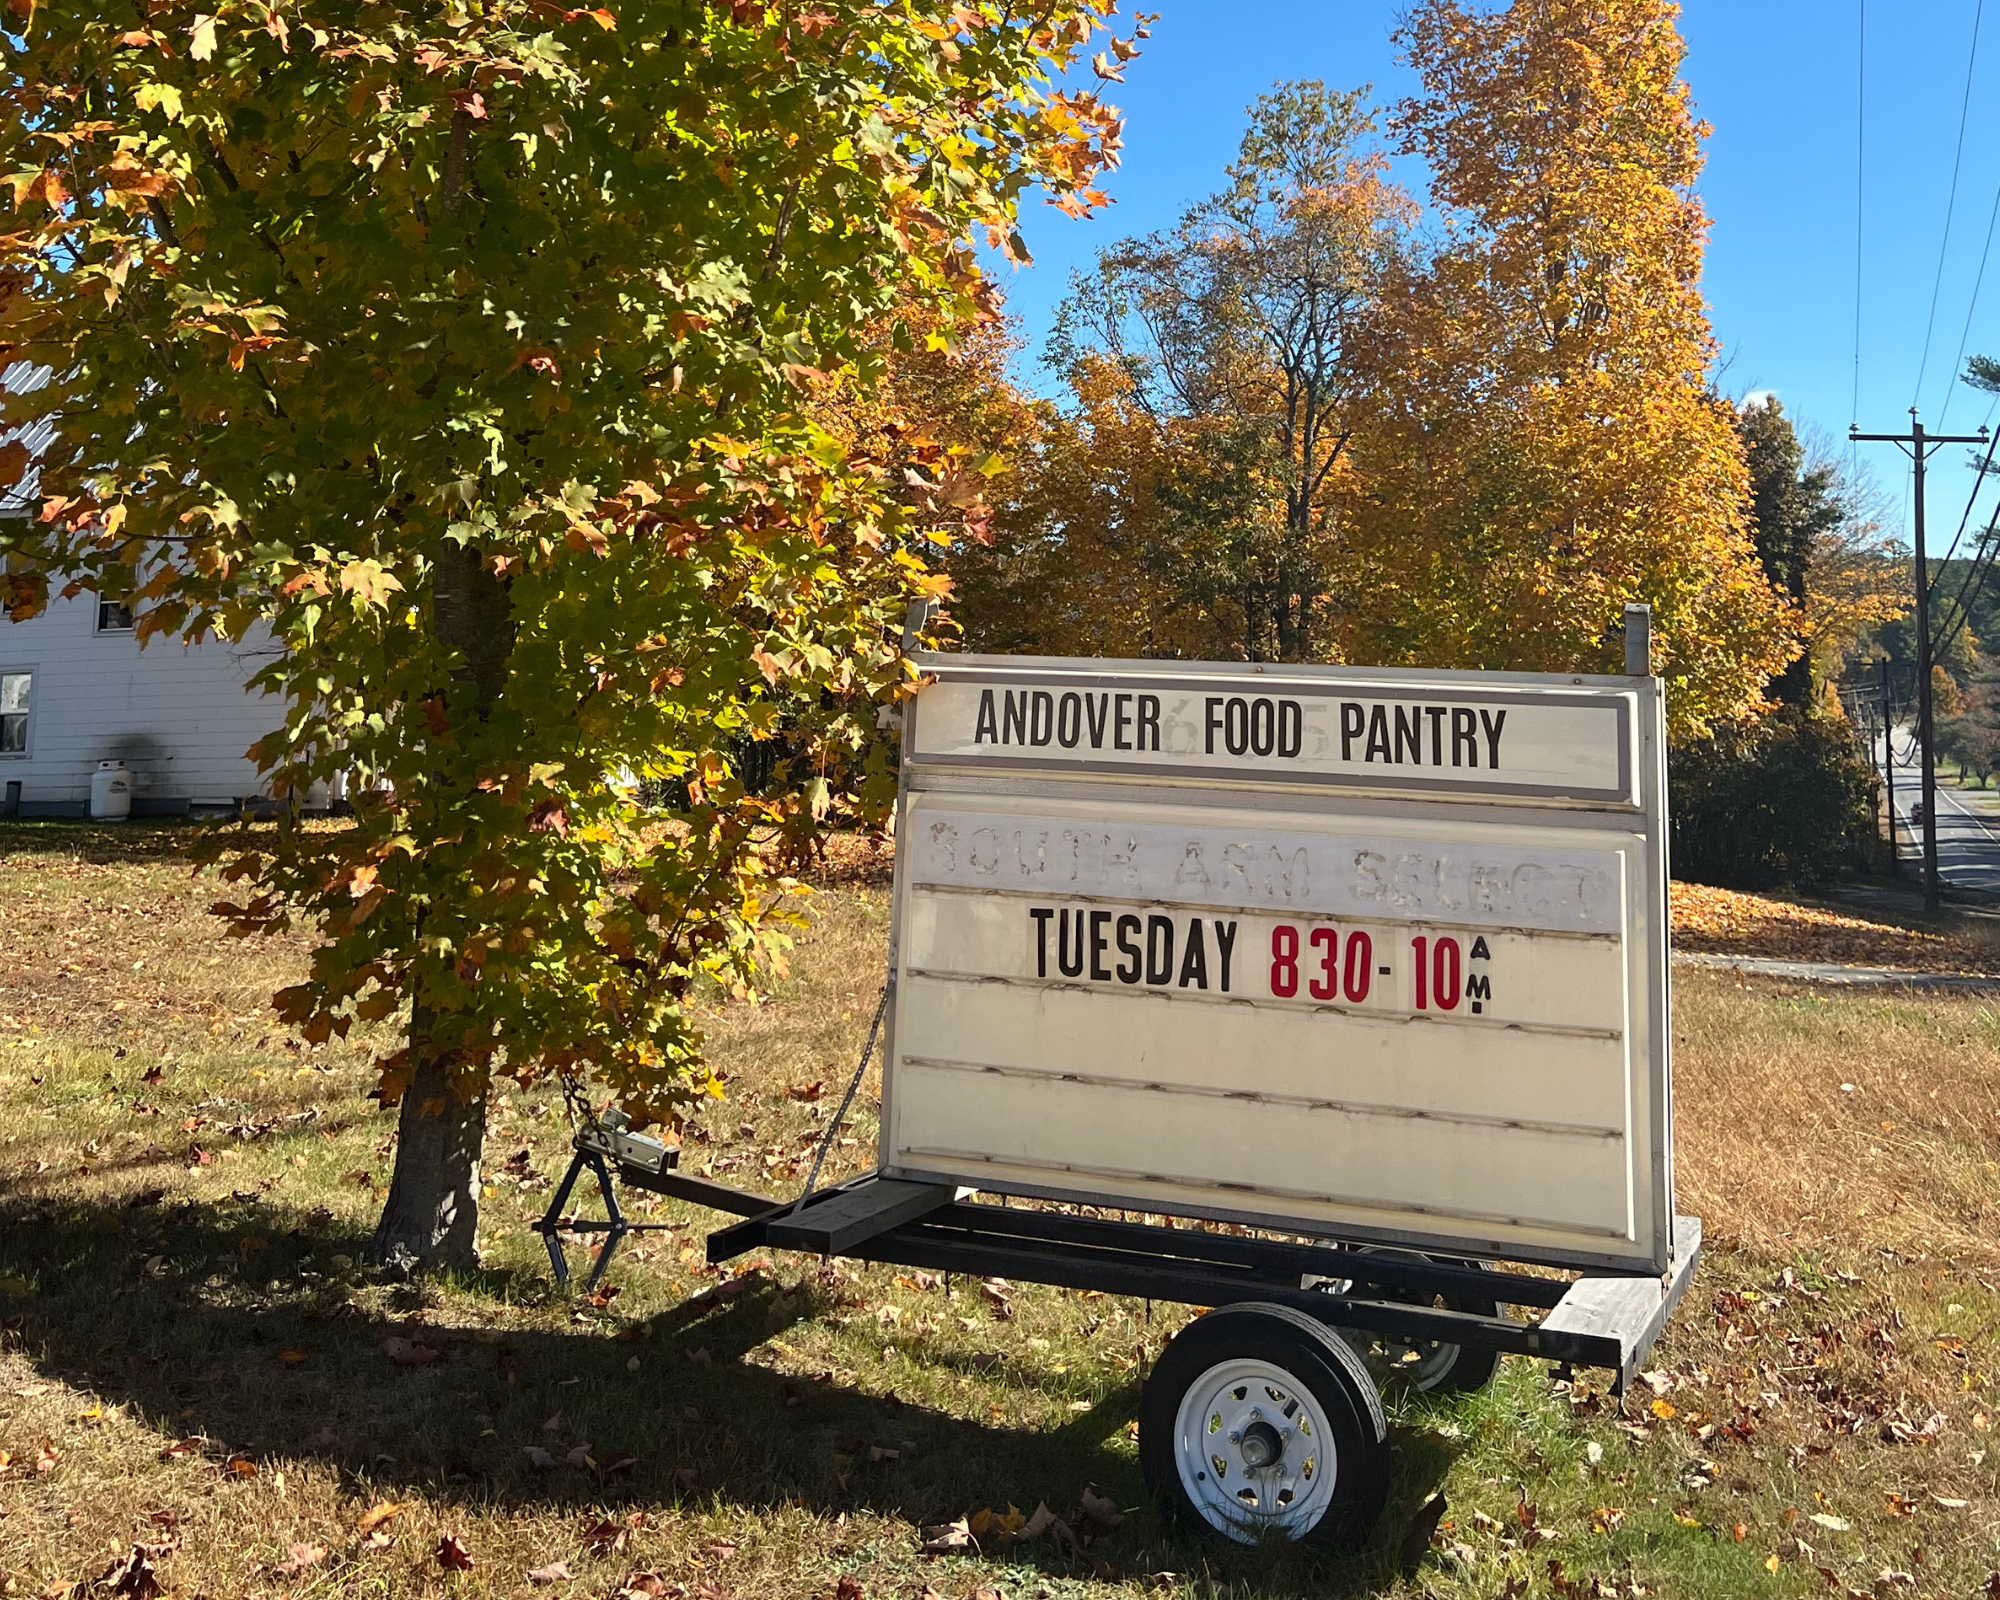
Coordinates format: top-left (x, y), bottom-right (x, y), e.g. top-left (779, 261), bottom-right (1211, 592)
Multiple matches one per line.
top-left (1358, 0), bottom-right (1796, 735)
top-left (0, 0), bottom-right (1138, 1267)
top-left (1020, 81), bottom-right (1412, 662)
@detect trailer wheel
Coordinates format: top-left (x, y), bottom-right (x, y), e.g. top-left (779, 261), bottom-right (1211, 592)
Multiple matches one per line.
top-left (1324, 1250), bottom-right (1501, 1395)
top-left (1140, 1303), bottom-right (1389, 1547)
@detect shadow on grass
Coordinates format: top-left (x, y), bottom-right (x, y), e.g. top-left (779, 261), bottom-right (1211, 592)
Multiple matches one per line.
top-left (0, 1193), bottom-right (1460, 1596)
top-left (0, 817), bottom-right (209, 866)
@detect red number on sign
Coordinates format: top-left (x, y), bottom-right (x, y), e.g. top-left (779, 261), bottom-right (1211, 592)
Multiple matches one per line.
top-left (1308, 926), bottom-right (1338, 999)
top-left (1343, 930), bottom-right (1372, 1003)
top-left (1270, 925), bottom-right (1299, 998)
top-left (1433, 936), bottom-right (1461, 1011)
top-left (1411, 935), bottom-right (1462, 1011)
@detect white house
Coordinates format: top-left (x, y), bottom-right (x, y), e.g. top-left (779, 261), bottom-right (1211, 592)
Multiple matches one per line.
top-left (1, 360), bottom-right (288, 818)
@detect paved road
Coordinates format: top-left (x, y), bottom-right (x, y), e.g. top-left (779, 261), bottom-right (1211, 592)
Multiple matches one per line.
top-left (1883, 729), bottom-right (2000, 893)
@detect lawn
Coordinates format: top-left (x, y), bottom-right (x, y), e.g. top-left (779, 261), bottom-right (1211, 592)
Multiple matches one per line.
top-left (4, 823), bottom-right (2000, 1598)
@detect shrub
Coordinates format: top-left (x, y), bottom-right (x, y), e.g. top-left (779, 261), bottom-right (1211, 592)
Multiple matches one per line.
top-left (1670, 710), bottom-right (1883, 890)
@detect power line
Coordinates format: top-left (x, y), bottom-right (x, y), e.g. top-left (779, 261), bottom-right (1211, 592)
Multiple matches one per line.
top-left (1936, 404), bottom-right (2000, 571)
top-left (1934, 494), bottom-right (2000, 659)
top-left (1915, 0), bottom-right (1986, 409)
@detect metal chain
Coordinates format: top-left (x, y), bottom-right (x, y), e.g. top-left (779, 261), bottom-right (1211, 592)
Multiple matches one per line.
top-left (791, 980), bottom-right (889, 1214)
top-left (557, 1071), bottom-right (594, 1132)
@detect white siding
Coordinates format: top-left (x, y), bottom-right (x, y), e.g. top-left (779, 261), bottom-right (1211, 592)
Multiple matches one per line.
top-left (0, 589), bottom-right (284, 811)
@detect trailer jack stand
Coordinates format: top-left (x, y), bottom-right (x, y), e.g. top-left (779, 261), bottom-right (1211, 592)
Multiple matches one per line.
top-left (533, 1146), bottom-right (682, 1294)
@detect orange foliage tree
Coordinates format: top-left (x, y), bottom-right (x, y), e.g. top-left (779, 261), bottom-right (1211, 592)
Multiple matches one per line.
top-left (1356, 0), bottom-right (1795, 734)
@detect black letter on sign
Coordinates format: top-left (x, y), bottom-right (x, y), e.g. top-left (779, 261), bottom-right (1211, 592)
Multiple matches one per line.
top-left (1278, 699), bottom-right (1302, 758)
top-left (1249, 697), bottom-right (1275, 757)
top-left (1206, 697), bottom-right (1226, 755)
top-left (1365, 705), bottom-right (1391, 763)
top-left (1089, 910), bottom-right (1112, 982)
top-left (1469, 935), bottom-right (1491, 960)
top-left (1466, 974), bottom-right (1492, 1001)
top-left (1115, 914), bottom-right (1142, 983)
top-left (1138, 694), bottom-right (1162, 750)
top-left (1030, 907), bottom-right (1054, 977)
top-left (1003, 690), bottom-right (1027, 745)
top-left (1145, 915), bottom-right (1175, 985)
top-left (1178, 918), bottom-right (1209, 989)
top-left (1452, 707), bottom-right (1478, 766)
top-left (1086, 693), bottom-right (1109, 748)
top-left (1057, 909), bottom-right (1084, 977)
top-left (1057, 692), bottom-right (1082, 748)
top-left (1225, 697), bottom-right (1249, 756)
top-left (1480, 707), bottom-right (1507, 768)
top-left (1394, 704), bottom-right (1421, 764)
top-left (1213, 919), bottom-right (1238, 993)
top-left (975, 689), bottom-right (999, 745)
top-left (1030, 691), bottom-right (1055, 746)
top-left (1340, 702), bottom-right (1365, 760)
top-left (1426, 705), bottom-right (1446, 765)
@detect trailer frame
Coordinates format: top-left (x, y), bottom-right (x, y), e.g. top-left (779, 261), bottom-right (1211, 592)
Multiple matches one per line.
top-left (537, 1132), bottom-right (1700, 1398)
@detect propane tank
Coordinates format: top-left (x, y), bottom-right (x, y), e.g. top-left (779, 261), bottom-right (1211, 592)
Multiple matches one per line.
top-left (89, 760), bottom-right (132, 821)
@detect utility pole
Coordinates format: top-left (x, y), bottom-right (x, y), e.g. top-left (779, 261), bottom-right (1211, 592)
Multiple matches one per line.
top-left (1880, 655), bottom-right (1896, 876)
top-left (1851, 411), bottom-right (1988, 912)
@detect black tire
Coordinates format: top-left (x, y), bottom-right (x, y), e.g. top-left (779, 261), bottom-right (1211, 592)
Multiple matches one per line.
top-left (1328, 1252), bottom-right (1501, 1395)
top-left (1139, 1302), bottom-right (1389, 1548)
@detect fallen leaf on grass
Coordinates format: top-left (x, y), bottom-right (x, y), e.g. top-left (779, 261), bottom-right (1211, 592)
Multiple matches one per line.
top-left (524, 1446), bottom-right (557, 1469)
top-left (384, 1335), bottom-right (442, 1366)
top-left (1932, 1493), bottom-right (1970, 1509)
top-left (96, 1546), bottom-right (164, 1600)
top-left (436, 1534), bottom-right (474, 1571)
top-left (1080, 1486), bottom-right (1124, 1530)
top-left (581, 1518), bottom-right (629, 1553)
top-left (920, 1517), bottom-right (974, 1554)
top-left (277, 1348), bottom-right (308, 1365)
top-left (611, 1573), bottom-right (678, 1599)
top-left (355, 1501), bottom-right (405, 1536)
top-left (1808, 1513), bottom-right (1850, 1532)
top-left (276, 1543), bottom-right (325, 1577)
top-left (834, 1579), bottom-right (863, 1600)
top-left (527, 1561), bottom-right (573, 1585)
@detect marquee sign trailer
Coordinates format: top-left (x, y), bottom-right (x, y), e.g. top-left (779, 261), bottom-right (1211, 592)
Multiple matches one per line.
top-left (545, 632), bottom-right (1700, 1550)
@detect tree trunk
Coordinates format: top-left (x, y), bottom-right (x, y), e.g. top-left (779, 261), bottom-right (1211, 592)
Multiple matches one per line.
top-left (368, 539), bottom-right (514, 1273)
top-left (370, 1008), bottom-right (486, 1271)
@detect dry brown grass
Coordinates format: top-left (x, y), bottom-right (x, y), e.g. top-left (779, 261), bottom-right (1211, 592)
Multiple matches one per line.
top-left (1675, 976), bottom-right (2000, 1267)
top-left (5, 824), bottom-right (2000, 1598)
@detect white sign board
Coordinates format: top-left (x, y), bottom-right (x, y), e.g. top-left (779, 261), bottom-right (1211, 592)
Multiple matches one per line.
top-left (880, 655), bottom-right (1675, 1276)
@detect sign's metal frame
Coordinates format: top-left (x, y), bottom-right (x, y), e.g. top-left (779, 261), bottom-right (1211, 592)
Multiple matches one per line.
top-left (878, 652), bottom-right (1676, 1278)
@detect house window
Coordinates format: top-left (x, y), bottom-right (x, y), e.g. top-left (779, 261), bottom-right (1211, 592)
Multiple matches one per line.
top-left (0, 670), bottom-right (29, 754)
top-left (96, 600), bottom-right (134, 633)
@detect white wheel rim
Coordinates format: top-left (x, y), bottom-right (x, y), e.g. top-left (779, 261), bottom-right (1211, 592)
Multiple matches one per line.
top-left (1171, 1357), bottom-right (1338, 1543)
top-left (1324, 1248), bottom-right (1471, 1392)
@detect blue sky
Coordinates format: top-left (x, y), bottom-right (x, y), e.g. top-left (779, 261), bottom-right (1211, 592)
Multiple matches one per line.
top-left (994, 0), bottom-right (2000, 550)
